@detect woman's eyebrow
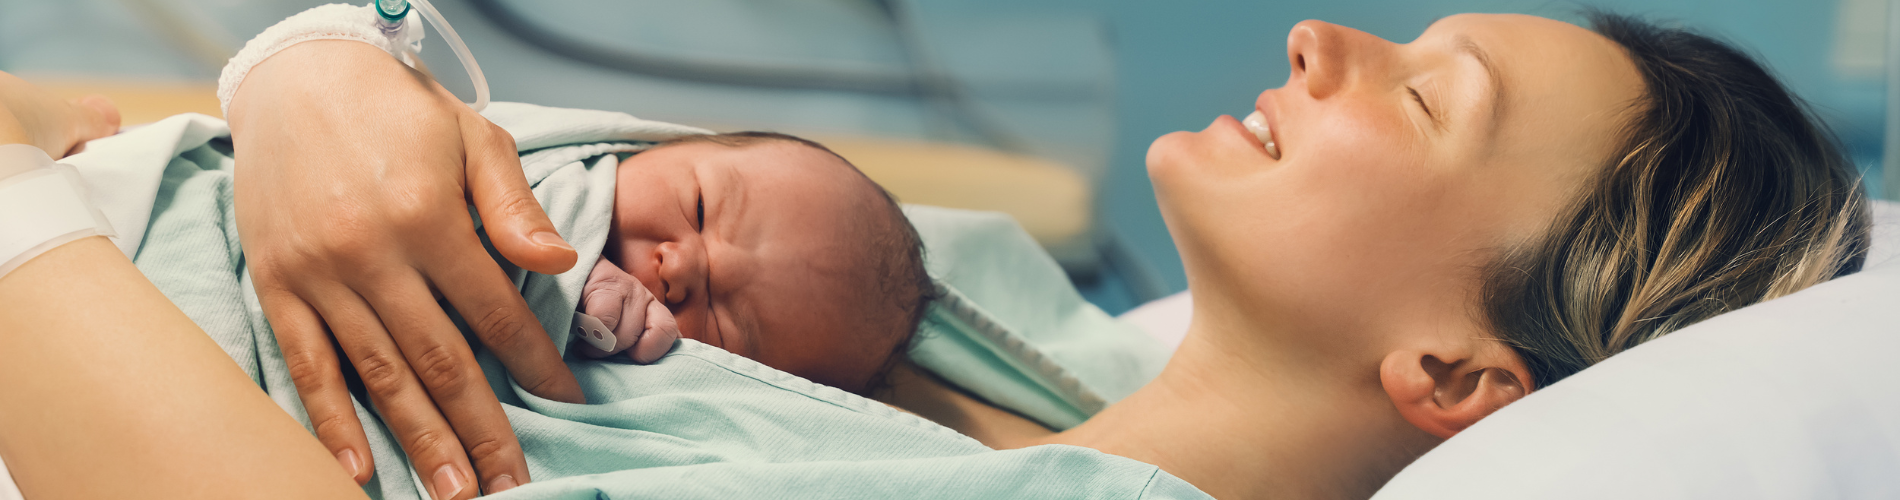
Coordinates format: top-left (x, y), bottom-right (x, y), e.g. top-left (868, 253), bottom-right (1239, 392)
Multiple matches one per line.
top-left (1454, 34), bottom-right (1506, 130)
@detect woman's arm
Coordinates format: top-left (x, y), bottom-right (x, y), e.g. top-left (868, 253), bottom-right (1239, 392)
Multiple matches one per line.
top-left (0, 237), bottom-right (366, 499)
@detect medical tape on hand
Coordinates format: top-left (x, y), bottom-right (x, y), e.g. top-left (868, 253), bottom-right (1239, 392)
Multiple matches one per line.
top-left (0, 144), bottom-right (115, 279)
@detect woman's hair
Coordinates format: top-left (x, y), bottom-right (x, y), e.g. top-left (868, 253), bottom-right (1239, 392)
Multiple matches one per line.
top-left (1481, 11), bottom-right (1872, 388)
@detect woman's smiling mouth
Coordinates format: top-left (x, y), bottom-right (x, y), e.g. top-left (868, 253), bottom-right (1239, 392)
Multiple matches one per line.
top-left (1242, 110), bottom-right (1281, 159)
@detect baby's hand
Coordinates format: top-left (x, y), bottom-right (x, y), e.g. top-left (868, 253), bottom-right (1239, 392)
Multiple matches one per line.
top-left (575, 257), bottom-right (680, 363)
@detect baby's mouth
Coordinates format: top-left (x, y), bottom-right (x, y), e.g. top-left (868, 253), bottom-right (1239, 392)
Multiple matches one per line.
top-left (1242, 111), bottom-right (1280, 160)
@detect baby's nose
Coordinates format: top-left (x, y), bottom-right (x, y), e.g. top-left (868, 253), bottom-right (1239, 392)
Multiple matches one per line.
top-left (653, 241), bottom-right (704, 304)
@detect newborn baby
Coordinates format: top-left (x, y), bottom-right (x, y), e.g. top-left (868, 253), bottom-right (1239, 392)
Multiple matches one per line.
top-left (568, 132), bottom-right (935, 394)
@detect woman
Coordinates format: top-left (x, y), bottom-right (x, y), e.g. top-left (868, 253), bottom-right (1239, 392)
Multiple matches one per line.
top-left (0, 9), bottom-right (1868, 500)
top-left (995, 12), bottom-right (1866, 498)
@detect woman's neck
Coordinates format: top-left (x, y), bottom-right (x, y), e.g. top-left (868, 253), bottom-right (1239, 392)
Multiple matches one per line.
top-left (1040, 322), bottom-right (1427, 500)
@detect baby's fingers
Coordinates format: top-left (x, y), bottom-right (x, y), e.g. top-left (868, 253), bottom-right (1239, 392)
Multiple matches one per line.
top-left (583, 289), bottom-right (647, 358)
top-left (575, 290), bottom-right (641, 358)
top-left (628, 298), bottom-right (678, 364)
top-left (577, 260), bottom-right (644, 357)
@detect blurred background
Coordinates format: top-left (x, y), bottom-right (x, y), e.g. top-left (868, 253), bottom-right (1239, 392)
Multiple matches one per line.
top-left (1, 0), bottom-right (1889, 313)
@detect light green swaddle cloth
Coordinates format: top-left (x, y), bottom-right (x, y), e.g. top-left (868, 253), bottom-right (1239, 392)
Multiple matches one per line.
top-left (98, 103), bottom-right (1204, 499)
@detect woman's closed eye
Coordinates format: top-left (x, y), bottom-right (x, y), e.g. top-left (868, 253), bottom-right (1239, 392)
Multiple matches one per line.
top-left (1408, 86), bottom-right (1436, 122)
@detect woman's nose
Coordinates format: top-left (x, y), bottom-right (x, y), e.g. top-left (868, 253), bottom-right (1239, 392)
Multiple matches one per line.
top-left (1286, 20), bottom-right (1385, 100)
top-left (652, 241), bottom-right (704, 305)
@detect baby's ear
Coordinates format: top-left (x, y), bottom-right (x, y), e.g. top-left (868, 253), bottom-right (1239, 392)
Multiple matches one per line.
top-left (1378, 347), bottom-right (1531, 439)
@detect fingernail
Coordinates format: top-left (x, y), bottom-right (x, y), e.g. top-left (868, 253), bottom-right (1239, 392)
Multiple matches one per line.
top-left (489, 474), bottom-right (519, 494)
top-left (335, 449), bottom-right (361, 478)
top-left (433, 465), bottom-right (466, 500)
top-left (531, 231), bottom-right (572, 251)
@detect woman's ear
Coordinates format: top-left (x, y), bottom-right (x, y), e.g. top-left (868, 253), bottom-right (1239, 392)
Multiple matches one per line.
top-left (1379, 347), bottom-right (1532, 439)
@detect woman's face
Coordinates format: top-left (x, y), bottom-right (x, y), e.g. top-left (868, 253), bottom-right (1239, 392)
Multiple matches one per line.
top-left (1148, 14), bottom-right (1643, 351)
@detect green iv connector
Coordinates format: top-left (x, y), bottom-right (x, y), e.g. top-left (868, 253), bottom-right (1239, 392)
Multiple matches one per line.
top-left (376, 0), bottom-right (409, 22)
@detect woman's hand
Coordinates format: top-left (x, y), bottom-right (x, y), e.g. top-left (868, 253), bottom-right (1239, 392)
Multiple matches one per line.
top-left (0, 71), bottom-right (120, 156)
top-left (227, 40), bottom-right (583, 499)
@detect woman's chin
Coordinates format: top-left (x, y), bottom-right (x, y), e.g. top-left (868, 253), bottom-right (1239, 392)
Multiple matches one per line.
top-left (1145, 130), bottom-right (1199, 182)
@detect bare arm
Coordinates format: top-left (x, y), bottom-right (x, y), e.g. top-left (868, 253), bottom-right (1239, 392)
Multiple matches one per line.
top-left (0, 236), bottom-right (367, 499)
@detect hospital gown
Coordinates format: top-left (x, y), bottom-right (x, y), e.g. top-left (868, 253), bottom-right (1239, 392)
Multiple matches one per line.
top-left (99, 103), bottom-right (1204, 499)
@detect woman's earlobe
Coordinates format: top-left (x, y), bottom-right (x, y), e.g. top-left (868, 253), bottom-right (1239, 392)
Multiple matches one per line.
top-left (1464, 367), bottom-right (1528, 417)
top-left (1380, 351), bottom-right (1532, 439)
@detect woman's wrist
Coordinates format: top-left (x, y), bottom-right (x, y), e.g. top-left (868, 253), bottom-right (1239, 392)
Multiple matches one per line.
top-left (227, 40), bottom-right (426, 135)
top-left (217, 3), bottom-right (420, 118)
top-left (0, 144), bottom-right (117, 281)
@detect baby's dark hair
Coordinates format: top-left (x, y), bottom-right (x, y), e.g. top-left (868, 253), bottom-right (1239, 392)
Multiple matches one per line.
top-left (655, 132), bottom-right (938, 393)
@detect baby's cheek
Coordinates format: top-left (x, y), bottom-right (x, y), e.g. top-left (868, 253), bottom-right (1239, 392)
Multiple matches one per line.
top-left (668, 305), bottom-right (714, 347)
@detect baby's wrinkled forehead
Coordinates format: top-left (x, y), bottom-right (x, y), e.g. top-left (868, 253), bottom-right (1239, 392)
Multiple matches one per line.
top-left (637, 138), bottom-right (855, 176)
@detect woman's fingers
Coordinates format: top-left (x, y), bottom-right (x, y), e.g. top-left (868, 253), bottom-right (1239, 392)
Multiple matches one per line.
top-left (257, 290), bottom-right (374, 486)
top-left (426, 239), bottom-right (585, 404)
top-left (360, 273), bottom-right (529, 497)
top-left (61, 95), bottom-right (119, 156)
top-left (0, 71), bottom-right (120, 156)
top-left (311, 288), bottom-right (478, 500)
top-left (460, 118), bottom-right (575, 276)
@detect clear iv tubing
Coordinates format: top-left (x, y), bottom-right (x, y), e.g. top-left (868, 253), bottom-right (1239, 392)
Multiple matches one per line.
top-left (378, 0), bottom-right (489, 111)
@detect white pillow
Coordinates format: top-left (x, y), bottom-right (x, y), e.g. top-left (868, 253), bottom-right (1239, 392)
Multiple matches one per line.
top-left (1864, 200), bottom-right (1900, 267)
top-left (1370, 248), bottom-right (1900, 498)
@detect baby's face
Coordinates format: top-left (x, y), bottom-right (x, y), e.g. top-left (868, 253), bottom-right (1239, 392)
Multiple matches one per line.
top-left (606, 141), bottom-right (893, 391)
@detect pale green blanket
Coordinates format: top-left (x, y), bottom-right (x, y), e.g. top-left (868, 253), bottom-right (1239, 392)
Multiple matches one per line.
top-left (106, 103), bottom-right (1202, 499)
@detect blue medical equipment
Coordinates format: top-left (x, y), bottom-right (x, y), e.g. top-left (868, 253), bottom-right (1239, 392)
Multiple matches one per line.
top-left (375, 0), bottom-right (490, 112)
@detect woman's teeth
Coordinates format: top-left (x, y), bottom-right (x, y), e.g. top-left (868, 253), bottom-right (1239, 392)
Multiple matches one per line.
top-left (1242, 111), bottom-right (1280, 159)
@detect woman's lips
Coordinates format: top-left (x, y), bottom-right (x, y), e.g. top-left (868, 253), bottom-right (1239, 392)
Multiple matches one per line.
top-left (1242, 111), bottom-right (1280, 160)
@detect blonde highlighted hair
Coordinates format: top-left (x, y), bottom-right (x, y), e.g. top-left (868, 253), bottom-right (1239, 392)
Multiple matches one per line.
top-left (1481, 11), bottom-right (1873, 387)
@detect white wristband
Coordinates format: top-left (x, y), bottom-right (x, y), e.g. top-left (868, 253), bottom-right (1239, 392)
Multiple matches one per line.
top-left (217, 3), bottom-right (424, 117)
top-left (0, 144), bottom-right (116, 280)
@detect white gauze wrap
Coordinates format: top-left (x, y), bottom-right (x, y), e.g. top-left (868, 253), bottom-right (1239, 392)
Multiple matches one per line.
top-left (0, 144), bottom-right (116, 279)
top-left (216, 3), bottom-right (424, 117)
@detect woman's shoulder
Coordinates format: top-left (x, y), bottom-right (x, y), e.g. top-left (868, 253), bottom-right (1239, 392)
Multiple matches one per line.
top-left (903, 205), bottom-right (1174, 430)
